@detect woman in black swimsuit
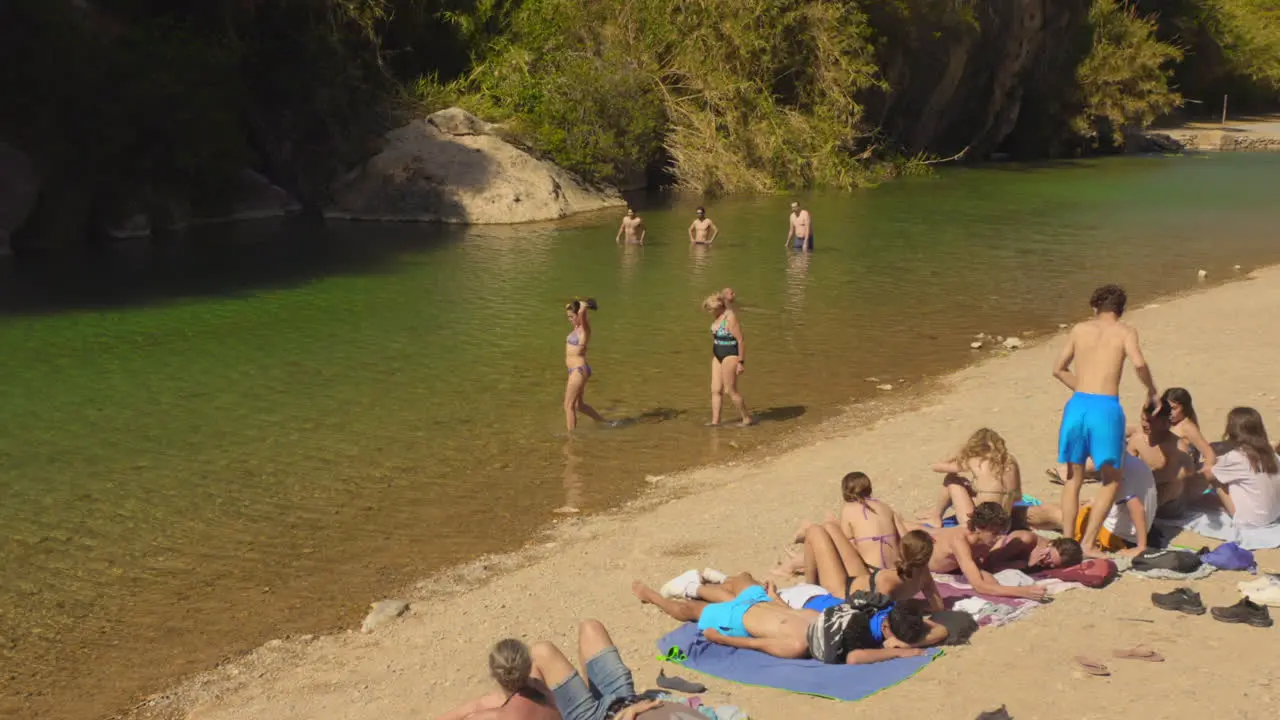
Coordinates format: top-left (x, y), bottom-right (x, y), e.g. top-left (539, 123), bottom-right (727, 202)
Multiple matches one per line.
top-left (703, 293), bottom-right (753, 426)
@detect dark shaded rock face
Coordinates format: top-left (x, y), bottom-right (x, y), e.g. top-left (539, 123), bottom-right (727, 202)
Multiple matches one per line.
top-left (0, 142), bottom-right (40, 254)
top-left (867, 0), bottom-right (1094, 160)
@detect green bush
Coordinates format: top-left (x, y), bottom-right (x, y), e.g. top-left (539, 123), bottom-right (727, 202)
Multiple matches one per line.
top-left (1072, 0), bottom-right (1182, 147)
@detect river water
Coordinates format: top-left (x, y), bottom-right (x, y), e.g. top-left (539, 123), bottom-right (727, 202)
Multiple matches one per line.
top-left (3, 153), bottom-right (1280, 719)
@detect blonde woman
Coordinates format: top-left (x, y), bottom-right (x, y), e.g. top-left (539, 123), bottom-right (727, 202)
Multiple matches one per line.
top-left (923, 428), bottom-right (1022, 528)
top-left (564, 299), bottom-right (607, 431)
top-left (704, 293), bottom-right (753, 426)
top-left (435, 639), bottom-right (559, 720)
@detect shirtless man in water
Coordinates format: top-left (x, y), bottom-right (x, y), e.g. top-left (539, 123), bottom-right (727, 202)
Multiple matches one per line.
top-left (615, 208), bottom-right (646, 245)
top-left (632, 574), bottom-right (934, 664)
top-left (688, 207), bottom-right (718, 245)
top-left (1053, 284), bottom-right (1159, 558)
top-left (785, 201), bottom-right (813, 251)
top-left (1128, 400), bottom-right (1195, 517)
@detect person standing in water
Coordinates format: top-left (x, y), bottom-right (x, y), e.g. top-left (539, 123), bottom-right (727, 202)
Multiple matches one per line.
top-left (688, 207), bottom-right (718, 245)
top-left (615, 208), bottom-right (646, 245)
top-left (704, 293), bottom-right (753, 427)
top-left (564, 298), bottom-right (608, 431)
top-left (785, 201), bottom-right (813, 251)
top-left (1052, 284), bottom-right (1159, 558)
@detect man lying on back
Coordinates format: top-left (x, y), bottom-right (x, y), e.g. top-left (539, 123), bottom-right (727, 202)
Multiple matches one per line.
top-left (631, 572), bottom-right (944, 665)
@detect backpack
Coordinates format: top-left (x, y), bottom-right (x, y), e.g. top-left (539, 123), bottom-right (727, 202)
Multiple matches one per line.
top-left (1199, 542), bottom-right (1256, 571)
top-left (1131, 548), bottom-right (1202, 573)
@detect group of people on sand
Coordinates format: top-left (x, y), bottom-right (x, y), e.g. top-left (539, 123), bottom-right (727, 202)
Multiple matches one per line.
top-left (453, 283), bottom-right (1280, 719)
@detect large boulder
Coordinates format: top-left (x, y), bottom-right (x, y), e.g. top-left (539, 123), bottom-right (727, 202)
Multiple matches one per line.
top-left (0, 142), bottom-right (40, 254)
top-left (327, 108), bottom-right (625, 224)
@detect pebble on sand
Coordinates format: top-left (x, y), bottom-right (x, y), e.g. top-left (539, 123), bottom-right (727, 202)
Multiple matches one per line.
top-left (361, 599), bottom-right (409, 633)
top-left (1002, 337), bottom-right (1024, 350)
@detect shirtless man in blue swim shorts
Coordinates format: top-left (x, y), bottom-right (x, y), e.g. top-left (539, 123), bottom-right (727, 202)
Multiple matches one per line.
top-left (1052, 284), bottom-right (1159, 558)
top-left (631, 575), bottom-right (938, 664)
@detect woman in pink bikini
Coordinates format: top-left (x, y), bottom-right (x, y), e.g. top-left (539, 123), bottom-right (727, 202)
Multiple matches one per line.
top-left (563, 299), bottom-right (607, 432)
top-left (780, 472), bottom-right (902, 578)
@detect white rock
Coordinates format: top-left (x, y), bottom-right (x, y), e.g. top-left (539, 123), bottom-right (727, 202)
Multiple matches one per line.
top-left (970, 341), bottom-right (984, 350)
top-left (361, 599), bottom-right (409, 633)
top-left (1234, 264), bottom-right (1242, 271)
top-left (328, 108), bottom-right (624, 224)
top-left (1002, 337), bottom-right (1024, 350)
top-left (876, 384), bottom-right (894, 391)
top-left (1197, 269), bottom-right (1208, 280)
top-left (1057, 323), bottom-right (1068, 329)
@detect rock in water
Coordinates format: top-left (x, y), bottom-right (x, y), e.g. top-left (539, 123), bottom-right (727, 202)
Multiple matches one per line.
top-left (1197, 269), bottom-right (1208, 280)
top-left (328, 107), bottom-right (624, 224)
top-left (970, 341), bottom-right (984, 350)
top-left (361, 599), bottom-right (409, 633)
top-left (876, 384), bottom-right (894, 391)
top-left (1002, 337), bottom-right (1024, 350)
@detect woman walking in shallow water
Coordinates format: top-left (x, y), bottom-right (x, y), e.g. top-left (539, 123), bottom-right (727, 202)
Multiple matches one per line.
top-left (564, 298), bottom-right (607, 431)
top-left (704, 293), bottom-right (754, 426)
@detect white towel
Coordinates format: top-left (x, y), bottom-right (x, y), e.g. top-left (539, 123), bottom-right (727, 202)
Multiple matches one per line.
top-left (1157, 507), bottom-right (1280, 550)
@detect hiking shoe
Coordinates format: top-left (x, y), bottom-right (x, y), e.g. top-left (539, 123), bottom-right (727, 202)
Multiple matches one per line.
top-left (1151, 587), bottom-right (1206, 615)
top-left (1210, 598), bottom-right (1274, 628)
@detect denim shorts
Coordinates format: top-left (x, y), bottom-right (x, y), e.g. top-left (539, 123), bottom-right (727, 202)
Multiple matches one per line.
top-left (550, 647), bottom-right (636, 720)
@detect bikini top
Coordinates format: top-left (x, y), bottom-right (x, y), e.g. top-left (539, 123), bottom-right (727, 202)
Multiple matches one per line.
top-left (712, 316), bottom-right (736, 345)
top-left (566, 329), bottom-right (581, 347)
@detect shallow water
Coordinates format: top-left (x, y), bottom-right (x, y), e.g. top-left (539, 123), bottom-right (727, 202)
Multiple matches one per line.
top-left (3, 153), bottom-right (1280, 719)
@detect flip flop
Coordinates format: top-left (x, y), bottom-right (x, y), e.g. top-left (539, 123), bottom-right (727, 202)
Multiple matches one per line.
top-left (1113, 646), bottom-right (1164, 662)
top-left (1073, 656), bottom-right (1111, 676)
top-left (1045, 468), bottom-right (1099, 485)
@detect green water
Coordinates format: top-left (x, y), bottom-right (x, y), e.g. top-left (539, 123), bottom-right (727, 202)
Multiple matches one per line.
top-left (4, 153), bottom-right (1280, 719)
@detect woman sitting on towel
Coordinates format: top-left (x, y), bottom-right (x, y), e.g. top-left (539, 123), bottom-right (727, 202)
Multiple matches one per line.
top-left (1199, 407), bottom-right (1280, 528)
top-left (802, 524), bottom-right (945, 613)
top-left (922, 428), bottom-right (1023, 528)
top-left (435, 639), bottom-right (560, 720)
top-left (1161, 387), bottom-right (1217, 472)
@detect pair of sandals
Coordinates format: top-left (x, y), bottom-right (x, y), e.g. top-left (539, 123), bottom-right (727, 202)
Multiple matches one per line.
top-left (1074, 646), bottom-right (1165, 676)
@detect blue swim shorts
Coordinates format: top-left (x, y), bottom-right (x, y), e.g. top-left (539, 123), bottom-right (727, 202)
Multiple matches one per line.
top-left (802, 594), bottom-right (845, 612)
top-left (697, 585), bottom-right (770, 638)
top-left (1057, 392), bottom-right (1126, 470)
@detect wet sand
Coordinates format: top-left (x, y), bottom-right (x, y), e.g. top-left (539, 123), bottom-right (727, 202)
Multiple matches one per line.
top-left (132, 268), bottom-right (1280, 720)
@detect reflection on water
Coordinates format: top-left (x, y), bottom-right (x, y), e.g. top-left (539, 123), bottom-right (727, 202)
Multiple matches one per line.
top-left (5, 154), bottom-right (1280, 720)
top-left (785, 251), bottom-right (811, 315)
top-left (559, 439), bottom-right (584, 513)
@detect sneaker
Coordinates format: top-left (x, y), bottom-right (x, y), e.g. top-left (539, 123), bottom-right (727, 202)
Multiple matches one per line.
top-left (1151, 587), bottom-right (1206, 615)
top-left (701, 568), bottom-right (728, 584)
top-left (1210, 598), bottom-right (1274, 628)
top-left (659, 569), bottom-right (703, 600)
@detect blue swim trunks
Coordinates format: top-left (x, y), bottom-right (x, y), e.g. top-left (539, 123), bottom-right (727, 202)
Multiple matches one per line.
top-left (1057, 392), bottom-right (1126, 470)
top-left (697, 585), bottom-right (771, 638)
top-left (792, 234), bottom-right (814, 250)
top-left (802, 594), bottom-right (845, 612)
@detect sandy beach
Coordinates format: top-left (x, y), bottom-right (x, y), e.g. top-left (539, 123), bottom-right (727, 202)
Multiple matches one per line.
top-left (132, 268), bottom-right (1280, 720)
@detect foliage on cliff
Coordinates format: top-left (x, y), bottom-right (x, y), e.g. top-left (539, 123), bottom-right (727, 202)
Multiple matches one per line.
top-left (450, 0), bottom-right (890, 193)
top-left (3, 0), bottom-right (1280, 248)
top-left (1073, 0), bottom-right (1183, 147)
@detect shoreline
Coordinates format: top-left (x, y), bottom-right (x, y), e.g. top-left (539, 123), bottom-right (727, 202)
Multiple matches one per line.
top-left (121, 265), bottom-right (1280, 720)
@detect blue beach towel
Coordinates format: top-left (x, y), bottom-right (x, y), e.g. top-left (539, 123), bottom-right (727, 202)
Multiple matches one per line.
top-left (655, 623), bottom-right (940, 702)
